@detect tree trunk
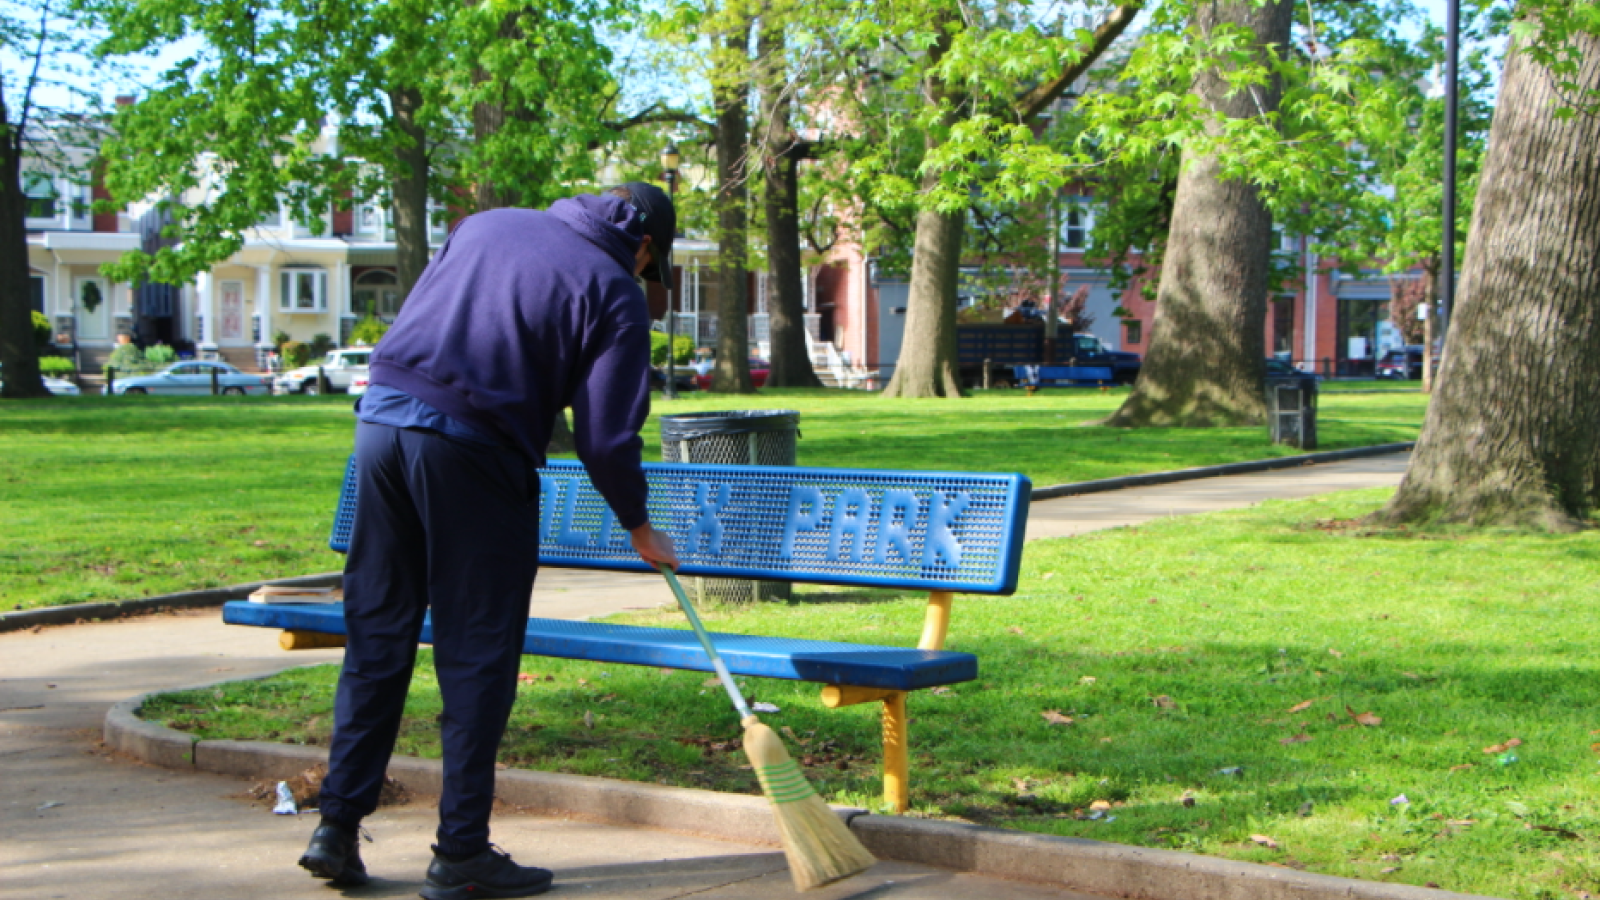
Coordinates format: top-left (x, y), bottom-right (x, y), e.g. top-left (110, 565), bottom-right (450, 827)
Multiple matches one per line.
top-left (711, 25), bottom-right (754, 394)
top-left (0, 116), bottom-right (47, 400)
top-left (757, 24), bottom-right (823, 389)
top-left (1102, 0), bottom-right (1294, 428)
top-left (881, 18), bottom-right (964, 399)
top-left (1421, 259), bottom-right (1438, 395)
top-left (1372, 26), bottom-right (1600, 531)
top-left (388, 86), bottom-right (431, 305)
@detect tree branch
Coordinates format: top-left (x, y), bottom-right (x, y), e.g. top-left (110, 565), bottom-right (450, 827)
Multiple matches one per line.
top-left (1014, 2), bottom-right (1143, 123)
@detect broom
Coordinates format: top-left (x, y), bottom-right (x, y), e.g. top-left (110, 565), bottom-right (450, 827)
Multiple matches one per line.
top-left (658, 565), bottom-right (876, 891)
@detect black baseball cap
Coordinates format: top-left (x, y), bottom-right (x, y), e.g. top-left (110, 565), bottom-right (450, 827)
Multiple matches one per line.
top-left (616, 181), bottom-right (676, 283)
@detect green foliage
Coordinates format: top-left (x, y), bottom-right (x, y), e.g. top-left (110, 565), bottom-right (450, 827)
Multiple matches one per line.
top-left (39, 356), bottom-right (75, 376)
top-left (308, 333), bottom-right (335, 359)
top-left (104, 341), bottom-right (143, 375)
top-left (31, 311), bottom-right (51, 349)
top-left (280, 342), bottom-right (311, 369)
top-left (271, 330), bottom-right (291, 352)
top-left (144, 343), bottom-right (176, 366)
top-left (650, 331), bottom-right (694, 367)
top-left (349, 316), bottom-right (389, 347)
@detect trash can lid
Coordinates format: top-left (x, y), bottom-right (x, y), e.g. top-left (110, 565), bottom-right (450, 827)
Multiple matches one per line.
top-left (660, 409), bottom-right (801, 440)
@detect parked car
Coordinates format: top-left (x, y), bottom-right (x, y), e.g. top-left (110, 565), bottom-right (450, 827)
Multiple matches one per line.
top-left (650, 367), bottom-right (698, 393)
top-left (349, 372), bottom-right (370, 397)
top-left (111, 361), bottom-right (272, 396)
top-left (1376, 346), bottom-right (1427, 380)
top-left (1265, 359), bottom-right (1321, 391)
top-left (0, 365), bottom-right (80, 396)
top-left (274, 347), bottom-right (372, 395)
top-left (693, 359), bottom-right (770, 391)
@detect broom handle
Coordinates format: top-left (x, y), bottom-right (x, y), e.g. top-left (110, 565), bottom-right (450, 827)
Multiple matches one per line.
top-left (657, 564), bottom-right (754, 721)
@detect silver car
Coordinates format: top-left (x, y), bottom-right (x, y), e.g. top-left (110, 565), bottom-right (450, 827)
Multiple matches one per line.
top-left (111, 361), bottom-right (272, 396)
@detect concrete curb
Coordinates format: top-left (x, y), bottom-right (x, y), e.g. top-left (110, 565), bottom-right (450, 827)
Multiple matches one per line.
top-left (1030, 442), bottom-right (1415, 501)
top-left (106, 694), bottom-right (1496, 900)
top-left (0, 572), bottom-right (342, 634)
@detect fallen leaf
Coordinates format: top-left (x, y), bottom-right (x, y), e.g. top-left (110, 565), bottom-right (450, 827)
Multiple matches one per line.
top-left (1483, 738), bottom-right (1522, 754)
top-left (1449, 764), bottom-right (1474, 771)
top-left (930, 686), bottom-right (952, 695)
top-left (1347, 706), bottom-right (1382, 727)
top-left (1152, 695), bottom-right (1177, 709)
top-left (1099, 737), bottom-right (1113, 743)
top-left (1007, 626), bottom-right (1025, 634)
top-left (517, 673), bottom-right (536, 683)
top-left (1380, 866), bottom-right (1401, 874)
top-left (1280, 733), bottom-right (1313, 745)
top-left (1446, 819), bottom-right (1476, 827)
top-left (1401, 672), bottom-right (1420, 679)
top-left (1328, 648), bottom-right (1344, 658)
top-left (1089, 800), bottom-right (1112, 811)
top-left (1249, 834), bottom-right (1279, 849)
top-left (577, 678), bottom-right (589, 687)
top-left (1041, 710), bottom-right (1074, 726)
top-left (1288, 699), bottom-right (1315, 714)
top-left (1079, 676), bottom-right (1097, 685)
top-left (702, 678), bottom-right (720, 688)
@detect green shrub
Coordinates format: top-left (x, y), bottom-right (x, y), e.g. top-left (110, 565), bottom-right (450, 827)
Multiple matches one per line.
top-left (39, 357), bottom-right (75, 377)
top-left (350, 316), bottom-right (389, 347)
top-left (144, 343), bottom-right (177, 366)
top-left (281, 341), bottom-right (311, 369)
top-left (309, 333), bottom-right (335, 359)
top-left (272, 330), bottom-right (291, 353)
top-left (105, 341), bottom-right (143, 375)
top-left (31, 311), bottom-right (51, 349)
top-left (650, 332), bottom-right (694, 367)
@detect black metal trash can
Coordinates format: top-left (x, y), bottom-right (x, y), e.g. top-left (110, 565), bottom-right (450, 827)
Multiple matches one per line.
top-left (661, 410), bottom-right (800, 603)
top-left (1266, 377), bottom-right (1318, 449)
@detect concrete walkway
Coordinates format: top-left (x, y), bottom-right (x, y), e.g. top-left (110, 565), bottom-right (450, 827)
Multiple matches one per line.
top-left (0, 454), bottom-right (1409, 900)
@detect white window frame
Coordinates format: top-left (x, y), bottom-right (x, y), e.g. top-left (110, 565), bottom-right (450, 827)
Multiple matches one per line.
top-left (1060, 198), bottom-right (1095, 252)
top-left (280, 269), bottom-right (328, 313)
top-left (23, 172), bottom-right (60, 224)
top-left (355, 203), bottom-right (386, 237)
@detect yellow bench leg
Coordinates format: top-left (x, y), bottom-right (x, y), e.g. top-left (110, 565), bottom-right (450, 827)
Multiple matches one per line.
top-left (279, 629), bottom-right (347, 650)
top-left (882, 691), bottom-right (910, 813)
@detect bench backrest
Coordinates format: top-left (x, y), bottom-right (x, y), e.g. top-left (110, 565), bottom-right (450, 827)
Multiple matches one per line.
top-left (332, 458), bottom-right (1030, 595)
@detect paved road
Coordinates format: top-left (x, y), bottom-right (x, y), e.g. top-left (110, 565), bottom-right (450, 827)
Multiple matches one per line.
top-left (0, 454), bottom-right (1409, 900)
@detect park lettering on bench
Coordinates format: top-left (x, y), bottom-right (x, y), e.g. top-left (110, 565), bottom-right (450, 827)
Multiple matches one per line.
top-left (530, 461), bottom-right (1028, 594)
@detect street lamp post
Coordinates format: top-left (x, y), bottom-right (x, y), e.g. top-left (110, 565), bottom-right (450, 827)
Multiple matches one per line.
top-left (1440, 0), bottom-right (1460, 345)
top-left (661, 143), bottom-right (681, 400)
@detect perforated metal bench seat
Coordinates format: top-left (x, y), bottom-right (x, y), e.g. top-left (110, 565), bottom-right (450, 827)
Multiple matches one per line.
top-left (222, 601), bottom-right (976, 691)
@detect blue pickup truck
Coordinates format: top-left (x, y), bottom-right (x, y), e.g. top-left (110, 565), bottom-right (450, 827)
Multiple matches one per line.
top-left (957, 325), bottom-right (1141, 388)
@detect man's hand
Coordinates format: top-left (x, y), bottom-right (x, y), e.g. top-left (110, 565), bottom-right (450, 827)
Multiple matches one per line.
top-left (630, 523), bottom-right (679, 571)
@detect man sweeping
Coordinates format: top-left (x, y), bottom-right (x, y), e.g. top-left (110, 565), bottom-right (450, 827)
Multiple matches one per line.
top-left (298, 184), bottom-right (680, 899)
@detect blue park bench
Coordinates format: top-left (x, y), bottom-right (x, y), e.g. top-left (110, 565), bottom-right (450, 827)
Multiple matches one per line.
top-left (1013, 364), bottom-right (1115, 389)
top-left (224, 458), bottom-right (1031, 811)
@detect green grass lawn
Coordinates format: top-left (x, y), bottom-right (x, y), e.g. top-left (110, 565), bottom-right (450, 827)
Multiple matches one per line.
top-left (0, 388), bottom-right (1424, 611)
top-left (145, 489), bottom-right (1600, 899)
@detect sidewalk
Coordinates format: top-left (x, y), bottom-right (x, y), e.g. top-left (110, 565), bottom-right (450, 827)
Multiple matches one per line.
top-left (0, 453), bottom-right (1414, 900)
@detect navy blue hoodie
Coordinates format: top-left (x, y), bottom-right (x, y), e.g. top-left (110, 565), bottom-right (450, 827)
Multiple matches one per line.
top-left (368, 194), bottom-right (653, 530)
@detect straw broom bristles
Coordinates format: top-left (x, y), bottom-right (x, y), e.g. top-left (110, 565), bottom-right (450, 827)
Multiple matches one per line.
top-left (743, 716), bottom-right (876, 891)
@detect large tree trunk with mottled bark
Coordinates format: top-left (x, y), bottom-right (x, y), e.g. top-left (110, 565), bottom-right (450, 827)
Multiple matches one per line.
top-left (1102, 0), bottom-right (1293, 427)
top-left (1372, 27), bottom-right (1600, 531)
top-left (1, 113), bottom-right (48, 399)
top-left (883, 203), bottom-right (964, 397)
top-left (757, 24), bottom-right (822, 389)
top-left (882, 17), bottom-right (963, 399)
top-left (388, 86), bottom-right (432, 305)
top-left (711, 25), bottom-right (754, 394)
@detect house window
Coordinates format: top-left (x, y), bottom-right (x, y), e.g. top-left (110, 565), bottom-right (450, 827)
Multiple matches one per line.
top-left (257, 203), bottom-right (284, 228)
top-left (1124, 319), bottom-right (1142, 346)
top-left (1060, 199), bottom-right (1095, 251)
top-left (24, 174), bottom-right (57, 220)
top-left (30, 275), bottom-right (46, 314)
top-left (352, 269), bottom-right (400, 321)
top-left (356, 204), bottom-right (385, 236)
top-left (280, 269), bottom-right (328, 312)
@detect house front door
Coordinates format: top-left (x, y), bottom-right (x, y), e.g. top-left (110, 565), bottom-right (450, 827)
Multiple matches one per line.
top-left (74, 276), bottom-right (110, 340)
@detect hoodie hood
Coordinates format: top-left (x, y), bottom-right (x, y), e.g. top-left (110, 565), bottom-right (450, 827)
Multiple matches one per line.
top-left (548, 194), bottom-right (644, 276)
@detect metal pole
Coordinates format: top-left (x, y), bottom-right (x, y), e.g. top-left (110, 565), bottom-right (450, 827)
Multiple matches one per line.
top-left (664, 168), bottom-right (679, 400)
top-left (1440, 0), bottom-right (1460, 343)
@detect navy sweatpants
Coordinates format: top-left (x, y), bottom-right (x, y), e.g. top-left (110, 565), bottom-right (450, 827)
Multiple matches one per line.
top-left (318, 421), bottom-right (541, 855)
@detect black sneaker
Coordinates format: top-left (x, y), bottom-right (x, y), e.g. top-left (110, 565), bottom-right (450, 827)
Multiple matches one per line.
top-left (421, 845), bottom-right (553, 899)
top-left (298, 822), bottom-right (371, 887)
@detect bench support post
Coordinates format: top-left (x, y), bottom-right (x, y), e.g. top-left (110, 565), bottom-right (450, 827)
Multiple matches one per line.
top-left (882, 691), bottom-right (910, 812)
top-left (279, 630), bottom-right (347, 650)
